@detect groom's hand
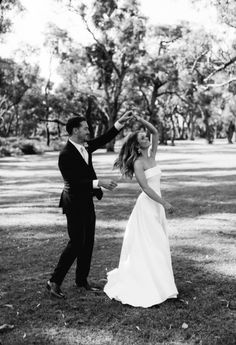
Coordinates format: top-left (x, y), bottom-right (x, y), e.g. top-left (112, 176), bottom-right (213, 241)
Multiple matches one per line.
top-left (117, 110), bottom-right (133, 125)
top-left (98, 179), bottom-right (118, 191)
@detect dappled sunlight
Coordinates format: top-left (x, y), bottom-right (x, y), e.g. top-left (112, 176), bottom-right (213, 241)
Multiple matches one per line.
top-left (168, 212), bottom-right (236, 238)
top-left (0, 200), bottom-right (59, 209)
top-left (96, 219), bottom-right (127, 231)
top-left (163, 168), bottom-right (236, 175)
top-left (12, 230), bottom-right (63, 240)
top-left (1, 142), bottom-right (236, 345)
top-left (195, 212), bottom-right (236, 225)
top-left (42, 326), bottom-right (115, 345)
top-left (174, 244), bottom-right (236, 278)
top-left (1, 188), bottom-right (59, 200)
top-left (163, 170), bottom-right (236, 181)
top-left (98, 210), bottom-right (236, 277)
top-left (0, 208), bottom-right (64, 229)
top-left (0, 169), bottom-right (60, 178)
top-left (212, 262), bottom-right (236, 277)
top-left (168, 212), bottom-right (236, 278)
top-left (1, 179), bottom-right (60, 186)
top-left (164, 178), bottom-right (236, 188)
top-left (96, 193), bottom-right (138, 206)
top-left (115, 182), bottom-right (139, 189)
top-left (1, 182), bottom-right (60, 194)
top-left (0, 159), bottom-right (57, 168)
top-left (95, 219), bottom-right (126, 239)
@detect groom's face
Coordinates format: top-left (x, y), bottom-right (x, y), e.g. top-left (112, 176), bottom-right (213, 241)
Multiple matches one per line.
top-left (74, 121), bottom-right (90, 143)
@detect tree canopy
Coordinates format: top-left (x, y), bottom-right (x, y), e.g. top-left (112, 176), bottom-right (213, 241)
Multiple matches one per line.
top-left (1, 0), bottom-right (236, 151)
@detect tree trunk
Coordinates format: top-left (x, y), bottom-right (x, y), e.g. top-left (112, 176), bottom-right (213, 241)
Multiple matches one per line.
top-left (159, 121), bottom-right (168, 145)
top-left (106, 137), bottom-right (116, 152)
top-left (86, 97), bottom-right (95, 139)
top-left (204, 109), bottom-right (214, 144)
top-left (226, 121), bottom-right (235, 144)
top-left (189, 114), bottom-right (195, 141)
top-left (6, 111), bottom-right (15, 137)
top-left (14, 105), bottom-right (19, 136)
top-left (106, 111), bottom-right (116, 152)
top-left (206, 124), bottom-right (215, 144)
top-left (46, 123), bottom-right (50, 146)
top-left (170, 115), bottom-right (176, 146)
top-left (57, 122), bottom-right (61, 138)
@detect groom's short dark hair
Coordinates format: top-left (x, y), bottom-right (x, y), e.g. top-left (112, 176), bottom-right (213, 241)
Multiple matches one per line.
top-left (66, 116), bottom-right (87, 135)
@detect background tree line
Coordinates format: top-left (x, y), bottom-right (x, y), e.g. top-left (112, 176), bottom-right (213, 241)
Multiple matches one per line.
top-left (0, 0), bottom-right (236, 154)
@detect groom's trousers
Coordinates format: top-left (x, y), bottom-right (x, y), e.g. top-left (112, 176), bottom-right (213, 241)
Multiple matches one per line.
top-left (50, 200), bottom-right (96, 286)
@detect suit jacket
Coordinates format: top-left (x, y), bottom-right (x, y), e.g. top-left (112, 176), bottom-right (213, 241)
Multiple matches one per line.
top-left (59, 125), bottom-right (119, 213)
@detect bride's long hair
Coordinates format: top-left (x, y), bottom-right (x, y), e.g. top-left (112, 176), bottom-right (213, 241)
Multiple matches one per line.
top-left (114, 132), bottom-right (141, 179)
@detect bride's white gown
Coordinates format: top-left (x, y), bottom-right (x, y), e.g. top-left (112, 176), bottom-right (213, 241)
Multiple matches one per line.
top-left (104, 165), bottom-right (178, 308)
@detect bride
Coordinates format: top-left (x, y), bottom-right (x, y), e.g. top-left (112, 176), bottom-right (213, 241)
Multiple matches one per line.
top-left (104, 113), bottom-right (178, 308)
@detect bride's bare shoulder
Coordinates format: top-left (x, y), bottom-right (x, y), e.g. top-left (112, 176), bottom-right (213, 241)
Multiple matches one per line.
top-left (134, 158), bottom-right (144, 170)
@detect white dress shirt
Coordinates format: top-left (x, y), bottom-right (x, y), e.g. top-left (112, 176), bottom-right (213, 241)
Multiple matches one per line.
top-left (69, 139), bottom-right (99, 188)
top-left (69, 120), bottom-right (123, 189)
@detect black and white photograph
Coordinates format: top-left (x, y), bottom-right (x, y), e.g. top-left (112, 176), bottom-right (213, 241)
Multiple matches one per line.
top-left (0, 0), bottom-right (236, 344)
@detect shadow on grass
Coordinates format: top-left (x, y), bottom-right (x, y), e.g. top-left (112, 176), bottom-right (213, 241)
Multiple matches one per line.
top-left (1, 143), bottom-right (236, 344)
top-left (1, 229), bottom-right (235, 345)
top-left (95, 176), bottom-right (236, 219)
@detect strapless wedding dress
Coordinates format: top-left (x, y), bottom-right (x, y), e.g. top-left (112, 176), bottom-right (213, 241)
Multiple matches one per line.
top-left (104, 165), bottom-right (178, 307)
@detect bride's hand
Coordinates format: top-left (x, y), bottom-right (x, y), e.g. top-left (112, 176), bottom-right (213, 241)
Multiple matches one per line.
top-left (163, 201), bottom-right (174, 214)
top-left (118, 110), bottom-right (133, 124)
top-left (132, 110), bottom-right (142, 121)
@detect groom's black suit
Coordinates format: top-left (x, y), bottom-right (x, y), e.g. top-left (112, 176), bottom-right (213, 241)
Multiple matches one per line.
top-left (50, 125), bottom-right (120, 286)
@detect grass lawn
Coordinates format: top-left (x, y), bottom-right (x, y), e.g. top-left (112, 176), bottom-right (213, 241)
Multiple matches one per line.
top-left (0, 139), bottom-right (236, 345)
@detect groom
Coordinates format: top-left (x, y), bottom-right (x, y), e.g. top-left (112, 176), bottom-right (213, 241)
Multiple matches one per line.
top-left (47, 112), bottom-right (132, 298)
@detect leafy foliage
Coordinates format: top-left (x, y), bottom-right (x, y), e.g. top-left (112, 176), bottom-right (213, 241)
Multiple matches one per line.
top-left (0, 0), bottom-right (23, 36)
top-left (1, 0), bottom-right (236, 152)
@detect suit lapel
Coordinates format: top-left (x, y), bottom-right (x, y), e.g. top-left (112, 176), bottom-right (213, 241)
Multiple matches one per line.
top-left (66, 141), bottom-right (90, 167)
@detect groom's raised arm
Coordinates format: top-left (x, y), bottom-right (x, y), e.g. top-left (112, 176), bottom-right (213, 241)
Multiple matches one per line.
top-left (88, 111), bottom-right (132, 153)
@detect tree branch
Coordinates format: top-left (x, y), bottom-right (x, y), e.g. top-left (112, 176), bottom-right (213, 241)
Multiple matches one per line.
top-left (139, 86), bottom-right (151, 113)
top-left (191, 50), bottom-right (209, 73)
top-left (75, 6), bottom-right (121, 79)
top-left (204, 77), bottom-right (236, 90)
top-left (204, 55), bottom-right (236, 82)
top-left (158, 36), bottom-right (181, 55)
top-left (39, 118), bottom-right (66, 126)
top-left (157, 90), bottom-right (177, 97)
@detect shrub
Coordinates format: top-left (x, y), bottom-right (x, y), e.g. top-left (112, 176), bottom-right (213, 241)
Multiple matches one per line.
top-left (0, 146), bottom-right (11, 157)
top-left (19, 142), bottom-right (38, 154)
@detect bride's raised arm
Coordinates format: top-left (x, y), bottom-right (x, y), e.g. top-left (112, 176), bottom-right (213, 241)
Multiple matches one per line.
top-left (133, 114), bottom-right (159, 157)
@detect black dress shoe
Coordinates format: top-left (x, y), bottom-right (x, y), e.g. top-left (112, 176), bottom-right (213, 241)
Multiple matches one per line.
top-left (46, 281), bottom-right (66, 299)
top-left (76, 281), bottom-right (102, 292)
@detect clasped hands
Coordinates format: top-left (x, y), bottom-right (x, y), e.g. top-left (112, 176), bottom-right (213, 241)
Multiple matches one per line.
top-left (98, 179), bottom-right (118, 191)
top-left (118, 108), bottom-right (143, 125)
top-left (117, 110), bottom-right (133, 124)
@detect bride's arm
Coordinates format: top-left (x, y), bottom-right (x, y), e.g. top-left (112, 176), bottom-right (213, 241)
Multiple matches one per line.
top-left (134, 114), bottom-right (159, 158)
top-left (134, 160), bottom-right (173, 212)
